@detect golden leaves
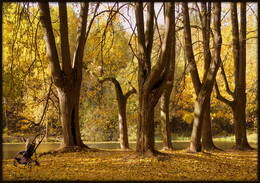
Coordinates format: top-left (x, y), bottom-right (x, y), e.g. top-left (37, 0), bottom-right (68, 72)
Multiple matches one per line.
top-left (3, 150), bottom-right (257, 181)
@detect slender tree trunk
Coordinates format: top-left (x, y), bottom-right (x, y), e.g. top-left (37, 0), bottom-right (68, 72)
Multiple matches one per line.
top-left (231, 2), bottom-right (252, 149)
top-left (85, 70), bottom-right (136, 149)
top-left (118, 98), bottom-right (129, 149)
top-left (200, 2), bottom-right (219, 150)
top-left (4, 97), bottom-right (9, 130)
top-left (189, 2), bottom-right (222, 152)
top-left (160, 2), bottom-right (175, 151)
top-left (201, 95), bottom-right (218, 150)
top-left (46, 118), bottom-right (49, 141)
top-left (160, 87), bottom-right (174, 150)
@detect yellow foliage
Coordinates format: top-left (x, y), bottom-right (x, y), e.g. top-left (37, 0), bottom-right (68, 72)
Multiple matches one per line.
top-left (182, 113), bottom-right (194, 124)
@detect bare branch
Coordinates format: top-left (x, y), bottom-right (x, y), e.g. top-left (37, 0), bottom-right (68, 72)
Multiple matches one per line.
top-left (214, 80), bottom-right (234, 108)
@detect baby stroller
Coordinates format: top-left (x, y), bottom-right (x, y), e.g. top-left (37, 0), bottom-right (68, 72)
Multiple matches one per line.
top-left (13, 133), bottom-right (45, 167)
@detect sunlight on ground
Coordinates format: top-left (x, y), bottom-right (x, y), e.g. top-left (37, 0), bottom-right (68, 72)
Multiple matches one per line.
top-left (3, 149), bottom-right (257, 181)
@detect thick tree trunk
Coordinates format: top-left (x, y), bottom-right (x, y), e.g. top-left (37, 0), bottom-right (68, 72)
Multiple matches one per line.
top-left (160, 89), bottom-right (174, 150)
top-left (39, 2), bottom-right (89, 149)
top-left (57, 82), bottom-right (85, 148)
top-left (135, 2), bottom-right (174, 155)
top-left (136, 94), bottom-right (155, 154)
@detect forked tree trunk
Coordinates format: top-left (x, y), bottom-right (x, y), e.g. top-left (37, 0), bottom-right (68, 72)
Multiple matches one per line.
top-left (200, 2), bottom-right (219, 151)
top-left (135, 2), bottom-right (175, 155)
top-left (85, 70), bottom-right (136, 149)
top-left (215, 2), bottom-right (252, 150)
top-left (229, 2), bottom-right (251, 150)
top-left (186, 2), bottom-right (222, 152)
top-left (39, 2), bottom-right (89, 148)
top-left (160, 3), bottom-right (175, 151)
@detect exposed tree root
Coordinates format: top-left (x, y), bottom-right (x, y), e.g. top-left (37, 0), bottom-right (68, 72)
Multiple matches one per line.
top-left (161, 147), bottom-right (175, 151)
top-left (229, 145), bottom-right (256, 151)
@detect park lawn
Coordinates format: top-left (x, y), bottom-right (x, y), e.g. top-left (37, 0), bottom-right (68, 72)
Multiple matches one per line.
top-left (2, 148), bottom-right (257, 181)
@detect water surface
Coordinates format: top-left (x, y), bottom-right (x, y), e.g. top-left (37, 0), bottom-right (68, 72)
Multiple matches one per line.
top-left (4, 140), bottom-right (255, 159)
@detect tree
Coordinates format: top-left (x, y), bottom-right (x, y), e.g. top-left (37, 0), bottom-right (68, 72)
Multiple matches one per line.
top-left (215, 2), bottom-right (252, 150)
top-left (182, 2), bottom-right (222, 152)
top-left (85, 67), bottom-right (136, 149)
top-left (199, 2), bottom-right (219, 151)
top-left (134, 2), bottom-right (175, 155)
top-left (160, 3), bottom-right (175, 151)
top-left (39, 2), bottom-right (91, 148)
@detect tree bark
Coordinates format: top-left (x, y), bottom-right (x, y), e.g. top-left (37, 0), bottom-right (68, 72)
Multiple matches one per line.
top-left (232, 2), bottom-right (251, 149)
top-left (187, 2), bottom-right (222, 152)
top-left (200, 2), bottom-right (219, 151)
top-left (160, 85), bottom-right (174, 150)
top-left (215, 2), bottom-right (252, 150)
top-left (39, 2), bottom-right (89, 148)
top-left (160, 3), bottom-right (175, 151)
top-left (101, 78), bottom-right (136, 149)
top-left (201, 95), bottom-right (218, 150)
top-left (4, 97), bottom-right (9, 130)
top-left (135, 2), bottom-right (175, 155)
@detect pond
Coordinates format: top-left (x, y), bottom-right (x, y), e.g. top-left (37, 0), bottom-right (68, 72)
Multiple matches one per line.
top-left (2, 141), bottom-right (257, 159)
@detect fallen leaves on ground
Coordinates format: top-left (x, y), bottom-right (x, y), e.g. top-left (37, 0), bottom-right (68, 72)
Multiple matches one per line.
top-left (2, 149), bottom-right (257, 181)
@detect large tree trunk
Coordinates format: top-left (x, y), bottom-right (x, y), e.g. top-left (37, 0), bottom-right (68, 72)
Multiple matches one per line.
top-left (135, 2), bottom-right (175, 155)
top-left (57, 82), bottom-right (85, 147)
top-left (232, 105), bottom-right (251, 149)
top-left (39, 2), bottom-right (89, 149)
top-left (136, 94), bottom-right (155, 154)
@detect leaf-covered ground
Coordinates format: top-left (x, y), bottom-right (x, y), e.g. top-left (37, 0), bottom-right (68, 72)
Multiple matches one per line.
top-left (3, 149), bottom-right (257, 181)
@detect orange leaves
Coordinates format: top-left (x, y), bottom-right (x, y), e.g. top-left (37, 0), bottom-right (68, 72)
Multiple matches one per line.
top-left (2, 150), bottom-right (258, 181)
